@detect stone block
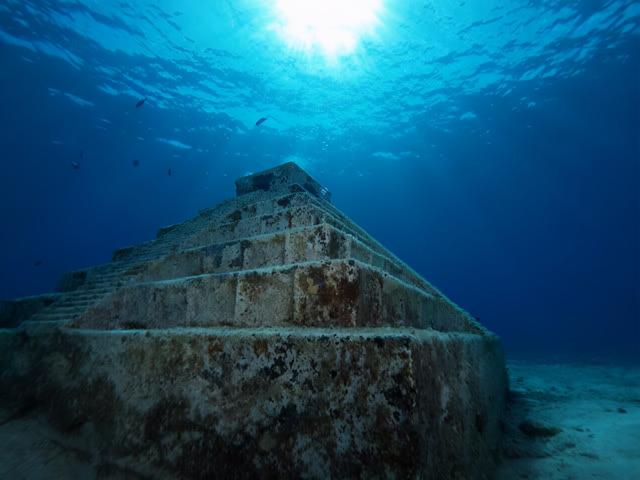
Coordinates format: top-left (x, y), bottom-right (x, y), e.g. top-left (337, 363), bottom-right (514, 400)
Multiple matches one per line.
top-left (236, 162), bottom-right (331, 202)
top-left (236, 270), bottom-right (294, 326)
top-left (285, 224), bottom-right (350, 264)
top-left (0, 326), bottom-right (506, 479)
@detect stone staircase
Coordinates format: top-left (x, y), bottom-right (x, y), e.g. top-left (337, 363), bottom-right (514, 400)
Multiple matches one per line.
top-left (5, 162), bottom-right (475, 335)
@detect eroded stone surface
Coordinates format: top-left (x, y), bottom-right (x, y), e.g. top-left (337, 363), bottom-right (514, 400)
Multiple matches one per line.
top-left (1, 326), bottom-right (506, 479)
top-left (236, 162), bottom-right (331, 202)
top-left (0, 162), bottom-right (507, 479)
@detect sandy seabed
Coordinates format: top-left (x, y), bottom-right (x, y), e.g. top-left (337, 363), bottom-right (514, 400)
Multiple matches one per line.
top-left (497, 361), bottom-right (640, 480)
top-left (0, 361), bottom-right (638, 479)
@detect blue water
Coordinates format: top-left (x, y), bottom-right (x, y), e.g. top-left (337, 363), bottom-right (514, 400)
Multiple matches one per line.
top-left (0, 0), bottom-right (638, 359)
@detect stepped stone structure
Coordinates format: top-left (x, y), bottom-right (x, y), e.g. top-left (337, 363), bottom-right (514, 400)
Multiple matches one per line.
top-left (0, 163), bottom-right (507, 479)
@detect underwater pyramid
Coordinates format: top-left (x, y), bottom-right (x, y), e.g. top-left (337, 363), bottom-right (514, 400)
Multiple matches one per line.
top-left (0, 162), bottom-right (507, 479)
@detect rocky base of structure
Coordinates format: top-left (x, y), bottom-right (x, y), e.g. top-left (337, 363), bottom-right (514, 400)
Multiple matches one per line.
top-left (2, 361), bottom-right (635, 480)
top-left (0, 324), bottom-right (506, 479)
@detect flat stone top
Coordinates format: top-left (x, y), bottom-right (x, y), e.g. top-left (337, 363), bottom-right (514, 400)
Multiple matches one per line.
top-left (235, 162), bottom-right (331, 202)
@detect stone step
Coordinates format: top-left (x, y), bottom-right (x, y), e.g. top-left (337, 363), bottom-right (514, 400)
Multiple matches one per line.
top-left (0, 294), bottom-right (62, 328)
top-left (43, 304), bottom-right (88, 313)
top-left (29, 312), bottom-right (81, 322)
top-left (60, 290), bottom-right (114, 301)
top-left (71, 259), bottom-right (483, 334)
top-left (182, 202), bottom-right (364, 252)
top-left (245, 190), bottom-right (447, 302)
top-left (181, 199), bottom-right (439, 294)
top-left (278, 192), bottom-right (447, 302)
top-left (138, 223), bottom-right (440, 297)
top-left (21, 285), bottom-right (119, 324)
top-left (47, 188), bottom-right (440, 330)
top-left (53, 302), bottom-right (94, 310)
top-left (14, 320), bottom-right (72, 333)
top-left (108, 184), bottom-right (318, 264)
top-left (40, 190), bottom-right (439, 330)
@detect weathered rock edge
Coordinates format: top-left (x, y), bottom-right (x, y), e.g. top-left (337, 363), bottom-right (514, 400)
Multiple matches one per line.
top-left (0, 325), bottom-right (507, 480)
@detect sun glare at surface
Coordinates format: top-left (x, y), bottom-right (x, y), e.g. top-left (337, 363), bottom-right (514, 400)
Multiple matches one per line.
top-left (270, 0), bottom-right (384, 59)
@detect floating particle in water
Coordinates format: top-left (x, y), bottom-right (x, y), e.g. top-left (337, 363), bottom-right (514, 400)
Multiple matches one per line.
top-left (167, 168), bottom-right (172, 176)
top-left (255, 117), bottom-right (268, 127)
top-left (33, 260), bottom-right (43, 267)
top-left (71, 162), bottom-right (80, 170)
top-left (133, 160), bottom-right (140, 167)
top-left (136, 97), bottom-right (147, 108)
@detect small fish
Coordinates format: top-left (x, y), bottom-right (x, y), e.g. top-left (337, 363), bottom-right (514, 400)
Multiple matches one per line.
top-left (136, 97), bottom-right (147, 108)
top-left (132, 160), bottom-right (140, 167)
top-left (167, 168), bottom-right (172, 176)
top-left (255, 117), bottom-right (268, 127)
top-left (71, 161), bottom-right (80, 170)
top-left (33, 260), bottom-right (43, 267)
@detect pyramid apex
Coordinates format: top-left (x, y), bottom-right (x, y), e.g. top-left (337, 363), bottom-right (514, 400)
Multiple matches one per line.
top-left (235, 162), bottom-right (331, 202)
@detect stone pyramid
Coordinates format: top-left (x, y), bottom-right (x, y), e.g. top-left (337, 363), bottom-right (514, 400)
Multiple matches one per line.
top-left (0, 162), bottom-right (507, 479)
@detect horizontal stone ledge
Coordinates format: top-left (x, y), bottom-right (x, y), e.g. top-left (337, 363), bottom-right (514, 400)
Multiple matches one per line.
top-left (112, 187), bottom-right (447, 310)
top-left (19, 324), bottom-right (497, 343)
top-left (70, 259), bottom-right (484, 334)
top-left (136, 223), bottom-right (439, 297)
top-left (110, 186), bottom-right (322, 263)
top-left (182, 201), bottom-right (381, 257)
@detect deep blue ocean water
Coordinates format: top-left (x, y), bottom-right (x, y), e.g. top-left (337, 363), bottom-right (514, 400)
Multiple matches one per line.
top-left (0, 0), bottom-right (638, 360)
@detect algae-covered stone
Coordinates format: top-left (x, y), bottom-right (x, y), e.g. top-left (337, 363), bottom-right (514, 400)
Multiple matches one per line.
top-left (2, 327), bottom-right (506, 479)
top-left (0, 162), bottom-right (507, 479)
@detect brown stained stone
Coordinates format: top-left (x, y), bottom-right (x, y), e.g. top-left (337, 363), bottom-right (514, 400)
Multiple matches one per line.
top-left (287, 228), bottom-right (311, 264)
top-left (294, 262), bottom-right (361, 327)
top-left (0, 327), bottom-right (506, 479)
top-left (235, 270), bottom-right (294, 326)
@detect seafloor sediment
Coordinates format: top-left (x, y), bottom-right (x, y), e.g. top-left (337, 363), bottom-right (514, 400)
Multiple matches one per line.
top-left (0, 163), bottom-right (507, 479)
top-left (497, 361), bottom-right (640, 480)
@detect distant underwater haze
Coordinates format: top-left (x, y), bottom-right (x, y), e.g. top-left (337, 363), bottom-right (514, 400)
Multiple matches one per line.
top-left (0, 0), bottom-right (638, 358)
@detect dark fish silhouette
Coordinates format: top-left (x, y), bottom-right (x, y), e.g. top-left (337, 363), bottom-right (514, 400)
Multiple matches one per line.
top-left (136, 97), bottom-right (147, 108)
top-left (33, 260), bottom-right (43, 267)
top-left (167, 168), bottom-right (172, 176)
top-left (71, 161), bottom-right (80, 170)
top-left (133, 160), bottom-right (140, 167)
top-left (255, 117), bottom-right (268, 127)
